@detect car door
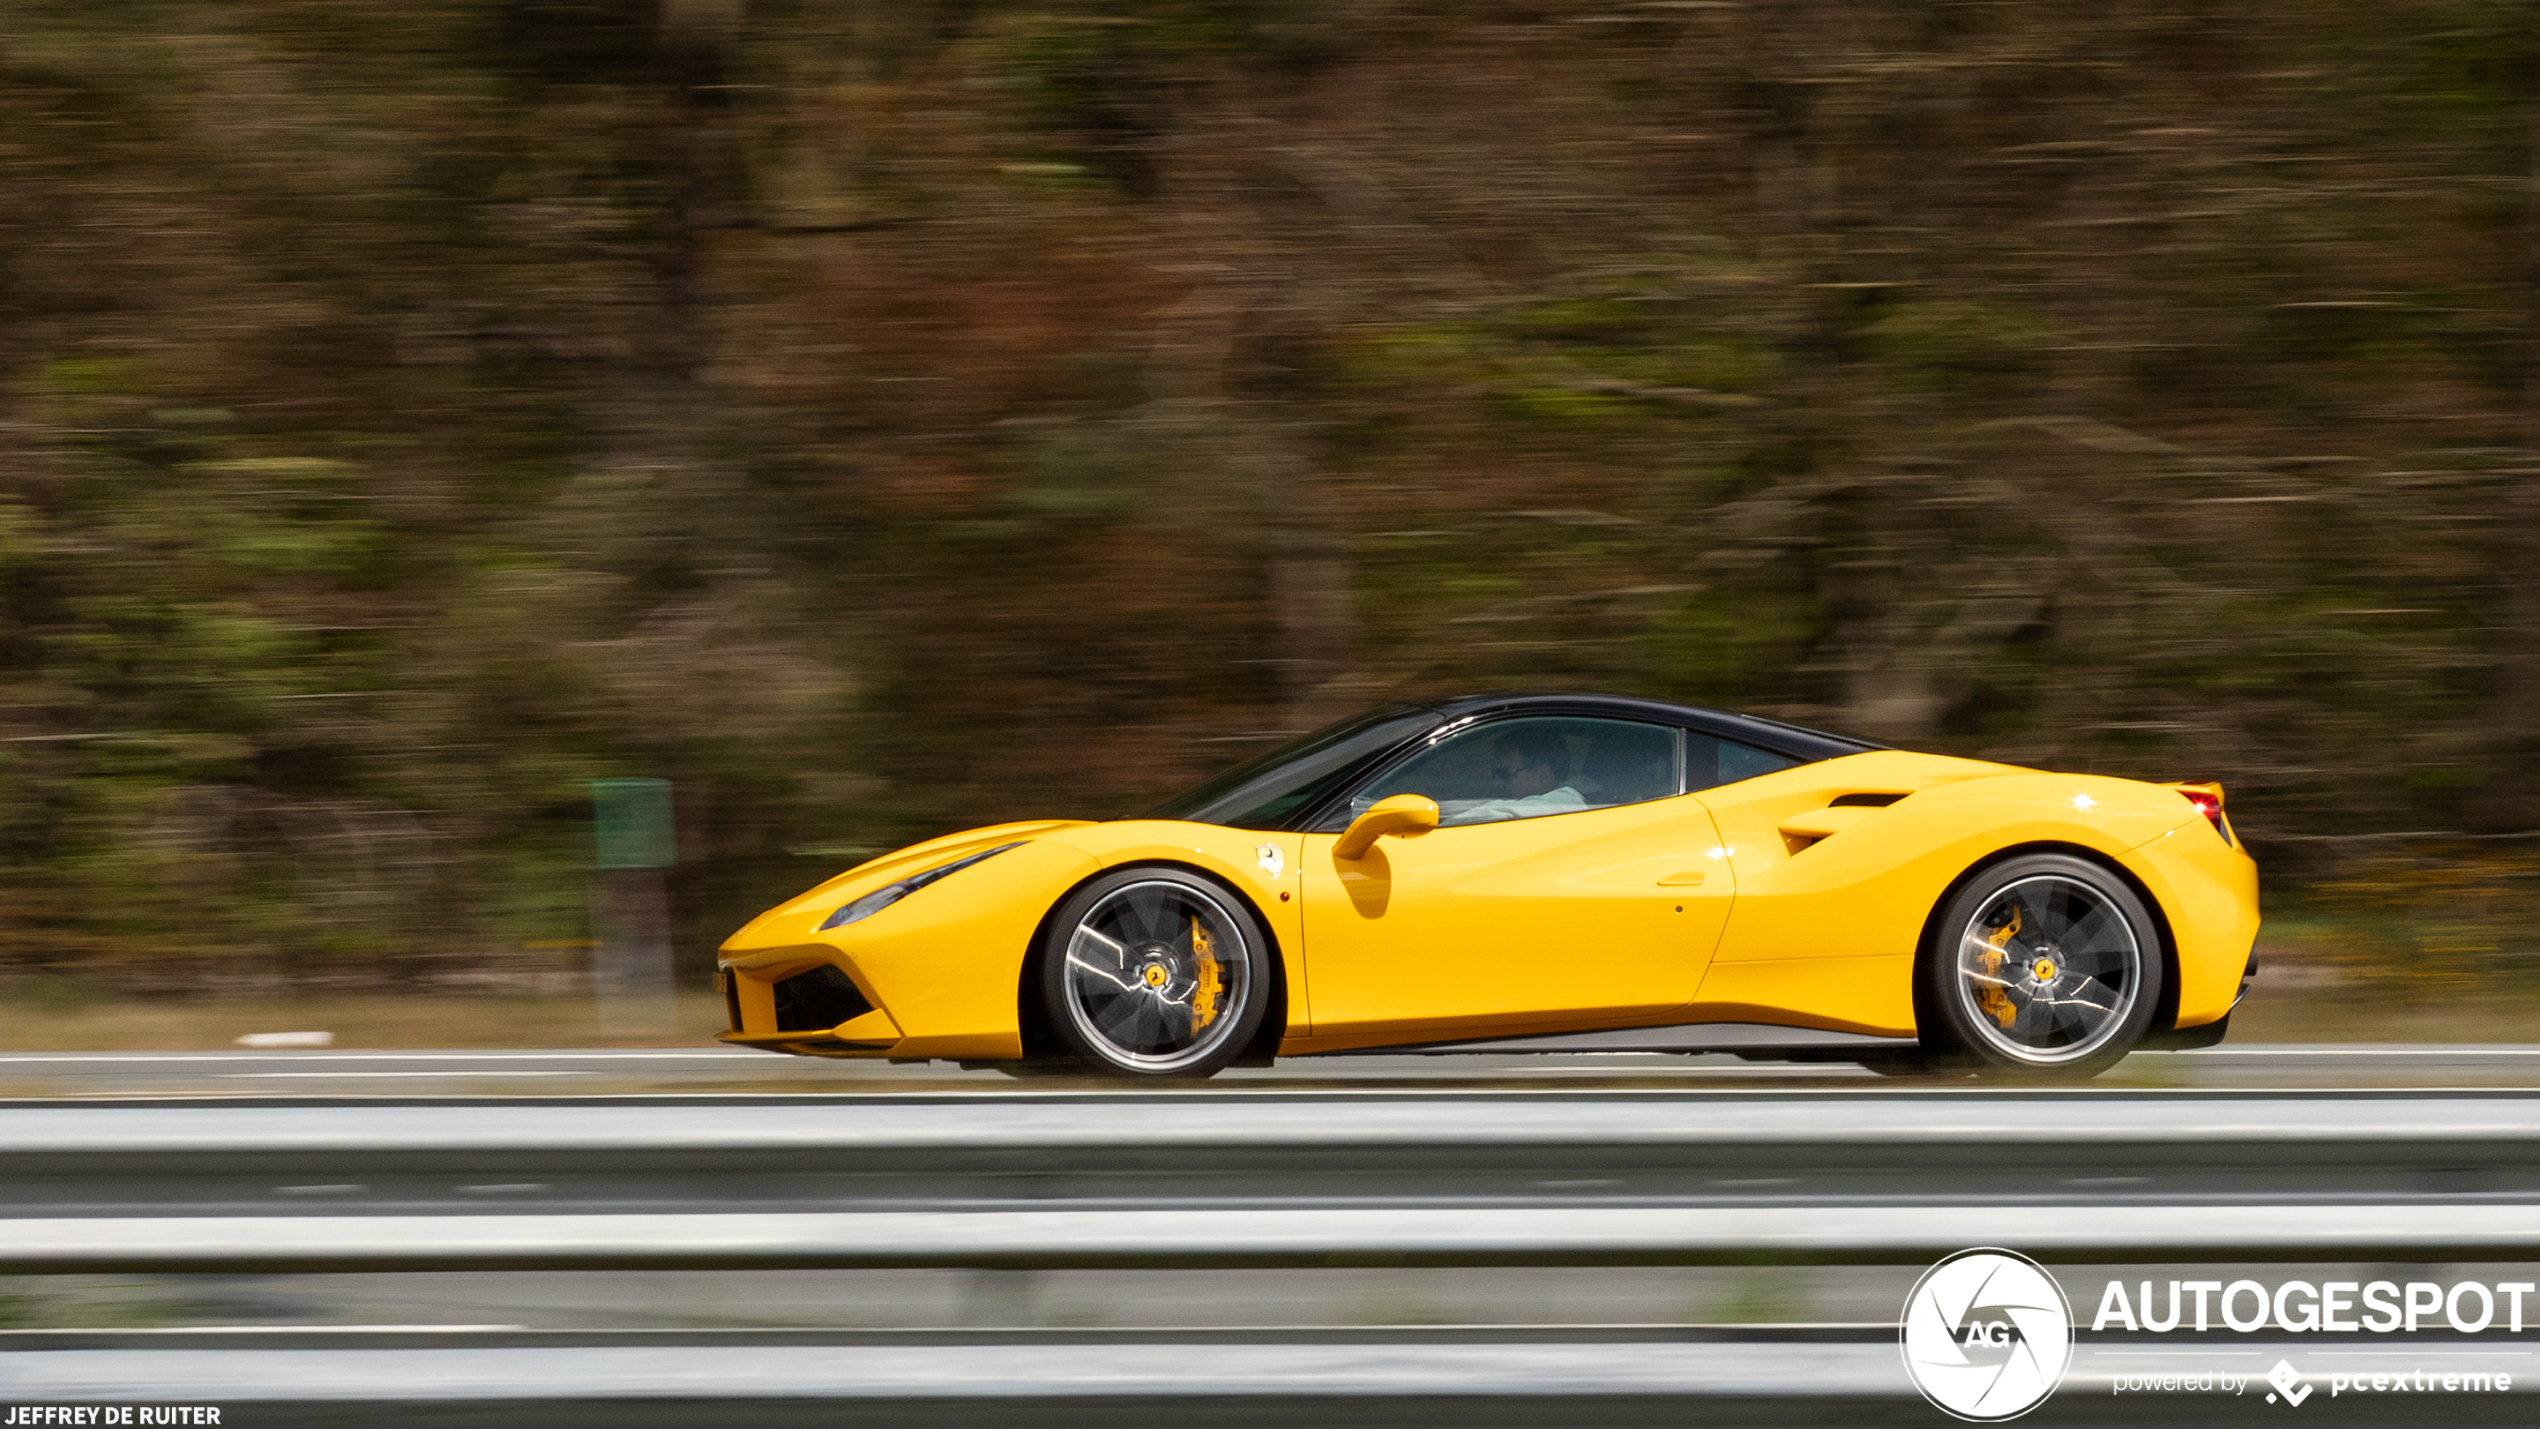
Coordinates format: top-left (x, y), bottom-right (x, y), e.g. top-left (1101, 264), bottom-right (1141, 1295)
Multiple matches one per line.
top-left (1298, 714), bottom-right (1738, 1038)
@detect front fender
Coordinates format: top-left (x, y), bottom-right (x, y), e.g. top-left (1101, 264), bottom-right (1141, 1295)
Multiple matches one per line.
top-left (1040, 821), bottom-right (1308, 1040)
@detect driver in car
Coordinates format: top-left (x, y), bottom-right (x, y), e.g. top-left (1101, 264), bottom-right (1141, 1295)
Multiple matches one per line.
top-left (1445, 727), bottom-right (1589, 824)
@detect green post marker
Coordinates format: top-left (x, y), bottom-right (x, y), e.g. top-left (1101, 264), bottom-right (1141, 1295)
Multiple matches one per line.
top-left (592, 778), bottom-right (677, 870)
top-left (589, 778), bottom-right (676, 1029)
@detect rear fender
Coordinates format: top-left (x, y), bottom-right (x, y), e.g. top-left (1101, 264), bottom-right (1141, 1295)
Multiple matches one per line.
top-left (1697, 768), bottom-right (2205, 1035)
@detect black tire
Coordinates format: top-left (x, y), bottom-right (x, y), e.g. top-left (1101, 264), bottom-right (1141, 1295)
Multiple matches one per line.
top-left (1035, 866), bottom-right (1271, 1079)
top-left (1919, 853), bottom-right (2163, 1080)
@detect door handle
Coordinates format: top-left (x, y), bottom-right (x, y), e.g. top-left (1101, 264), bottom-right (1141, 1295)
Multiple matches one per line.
top-left (1657, 870), bottom-right (1706, 887)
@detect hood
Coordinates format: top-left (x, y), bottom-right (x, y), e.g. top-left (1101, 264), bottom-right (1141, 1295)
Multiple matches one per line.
top-left (768, 819), bottom-right (1094, 919)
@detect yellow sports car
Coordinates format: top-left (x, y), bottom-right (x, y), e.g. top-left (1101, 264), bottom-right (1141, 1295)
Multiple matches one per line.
top-left (717, 695), bottom-right (2259, 1078)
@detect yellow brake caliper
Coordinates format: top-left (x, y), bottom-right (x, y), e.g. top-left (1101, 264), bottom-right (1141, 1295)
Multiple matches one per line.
top-left (1978, 907), bottom-right (2020, 1029)
top-left (1190, 916), bottom-right (1222, 1029)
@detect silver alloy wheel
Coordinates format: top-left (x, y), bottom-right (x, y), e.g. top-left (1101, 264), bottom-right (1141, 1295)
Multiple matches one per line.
top-left (1951, 874), bottom-right (2142, 1066)
top-left (1060, 878), bottom-right (1253, 1073)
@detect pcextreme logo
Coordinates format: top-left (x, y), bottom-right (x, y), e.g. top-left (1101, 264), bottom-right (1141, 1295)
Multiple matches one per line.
top-left (2265, 1360), bottom-right (2312, 1406)
top-left (1901, 1248), bottom-right (2076, 1421)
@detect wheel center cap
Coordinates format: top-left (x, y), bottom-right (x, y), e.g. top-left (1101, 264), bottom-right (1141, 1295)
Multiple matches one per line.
top-left (2032, 957), bottom-right (2058, 981)
top-left (1142, 964), bottom-right (1169, 988)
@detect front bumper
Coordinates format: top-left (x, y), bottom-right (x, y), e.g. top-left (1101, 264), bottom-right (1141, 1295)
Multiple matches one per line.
top-left (715, 954), bottom-right (904, 1057)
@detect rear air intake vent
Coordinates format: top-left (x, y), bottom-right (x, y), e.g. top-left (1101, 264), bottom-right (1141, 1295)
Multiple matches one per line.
top-left (1828, 792), bottom-right (1905, 807)
top-left (772, 964), bottom-right (874, 1032)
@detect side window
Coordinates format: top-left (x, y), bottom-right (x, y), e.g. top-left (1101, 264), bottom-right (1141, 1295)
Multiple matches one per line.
top-left (1689, 734), bottom-right (1797, 792)
top-left (1326, 717), bottom-right (1684, 830)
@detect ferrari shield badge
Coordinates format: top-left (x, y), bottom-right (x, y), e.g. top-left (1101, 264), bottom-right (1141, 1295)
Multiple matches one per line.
top-left (1256, 843), bottom-right (1284, 877)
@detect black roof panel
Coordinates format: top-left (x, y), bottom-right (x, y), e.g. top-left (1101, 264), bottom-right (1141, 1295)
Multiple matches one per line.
top-left (1418, 692), bottom-right (1887, 763)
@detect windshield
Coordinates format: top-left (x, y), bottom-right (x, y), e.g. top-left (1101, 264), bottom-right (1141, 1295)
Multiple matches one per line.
top-left (1144, 705), bottom-right (1445, 830)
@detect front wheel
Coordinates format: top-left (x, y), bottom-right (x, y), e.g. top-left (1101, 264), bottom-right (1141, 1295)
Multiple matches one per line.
top-left (1920, 854), bottom-right (2163, 1080)
top-left (1035, 868), bottom-right (1270, 1079)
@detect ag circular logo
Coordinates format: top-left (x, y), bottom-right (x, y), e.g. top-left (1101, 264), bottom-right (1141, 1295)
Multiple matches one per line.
top-left (1900, 1248), bottom-right (2074, 1421)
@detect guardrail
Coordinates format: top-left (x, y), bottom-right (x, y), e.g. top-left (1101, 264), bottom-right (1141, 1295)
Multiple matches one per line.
top-left (11, 1202), bottom-right (2540, 1274)
top-left (8, 1091), bottom-right (2540, 1426)
top-left (6, 1328), bottom-right (2538, 1427)
top-left (5, 1092), bottom-right (2540, 1274)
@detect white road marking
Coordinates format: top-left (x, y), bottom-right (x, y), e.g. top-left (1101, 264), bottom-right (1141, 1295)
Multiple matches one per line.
top-left (3, 1324), bottom-right (529, 1335)
top-left (0, 1051), bottom-right (762, 1063)
top-left (2186, 1047), bottom-right (2540, 1056)
top-left (222, 1076), bottom-right (589, 1086)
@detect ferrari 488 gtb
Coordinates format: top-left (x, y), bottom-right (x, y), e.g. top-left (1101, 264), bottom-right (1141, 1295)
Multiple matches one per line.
top-left (717, 694), bottom-right (2258, 1078)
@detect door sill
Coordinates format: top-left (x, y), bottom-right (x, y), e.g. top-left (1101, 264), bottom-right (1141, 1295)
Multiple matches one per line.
top-left (1301, 1021), bottom-right (1917, 1059)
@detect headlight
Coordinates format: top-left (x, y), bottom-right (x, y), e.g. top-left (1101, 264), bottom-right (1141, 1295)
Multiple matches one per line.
top-left (818, 841), bottom-right (1026, 931)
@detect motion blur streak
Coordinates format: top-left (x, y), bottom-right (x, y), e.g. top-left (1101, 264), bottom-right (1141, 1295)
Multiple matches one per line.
top-left (7, 3), bottom-right (2540, 1021)
top-left (13, 8), bottom-right (2540, 1426)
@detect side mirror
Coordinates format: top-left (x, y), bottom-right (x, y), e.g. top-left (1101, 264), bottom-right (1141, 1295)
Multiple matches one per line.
top-left (1333, 794), bottom-right (1440, 860)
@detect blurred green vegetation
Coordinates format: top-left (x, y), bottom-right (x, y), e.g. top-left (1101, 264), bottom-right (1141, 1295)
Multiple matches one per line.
top-left (2272, 846), bottom-right (2540, 993)
top-left (8, 0), bottom-right (2540, 992)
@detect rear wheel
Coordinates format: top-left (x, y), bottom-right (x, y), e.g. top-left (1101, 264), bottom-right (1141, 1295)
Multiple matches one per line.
top-left (1036, 868), bottom-right (1269, 1079)
top-left (1920, 854), bottom-right (2162, 1079)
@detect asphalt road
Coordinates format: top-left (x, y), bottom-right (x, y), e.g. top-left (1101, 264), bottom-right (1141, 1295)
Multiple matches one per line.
top-left (8, 1043), bottom-right (2540, 1096)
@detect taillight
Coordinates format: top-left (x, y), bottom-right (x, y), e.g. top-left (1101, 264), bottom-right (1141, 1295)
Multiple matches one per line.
top-left (2174, 783), bottom-right (2231, 845)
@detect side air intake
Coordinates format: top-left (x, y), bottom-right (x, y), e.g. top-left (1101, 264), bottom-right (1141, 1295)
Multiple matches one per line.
top-left (771, 964), bottom-right (875, 1032)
